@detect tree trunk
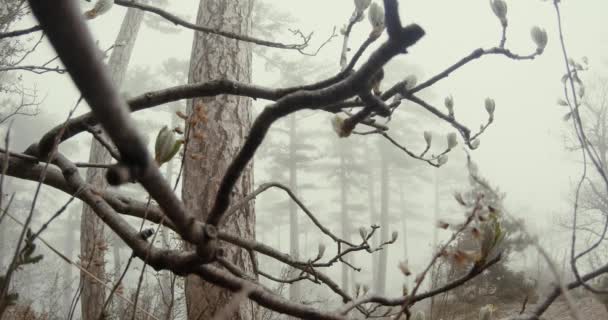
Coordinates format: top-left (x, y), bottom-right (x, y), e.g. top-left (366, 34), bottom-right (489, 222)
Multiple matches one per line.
top-left (429, 169), bottom-right (440, 319)
top-left (63, 214), bottom-right (78, 317)
top-left (339, 141), bottom-right (350, 294)
top-left (367, 146), bottom-right (379, 291)
top-left (376, 146), bottom-right (389, 295)
top-left (159, 114), bottom-right (178, 320)
top-left (183, 1), bottom-right (255, 319)
top-left (288, 113), bottom-right (301, 302)
top-left (80, 7), bottom-right (144, 320)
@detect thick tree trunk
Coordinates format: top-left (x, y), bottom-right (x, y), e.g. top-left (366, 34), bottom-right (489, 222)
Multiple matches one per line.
top-left (183, 1), bottom-right (255, 319)
top-left (80, 7), bottom-right (144, 320)
top-left (376, 146), bottom-right (389, 295)
top-left (367, 145), bottom-right (379, 290)
top-left (288, 114), bottom-right (301, 302)
top-left (63, 214), bottom-right (78, 317)
top-left (339, 141), bottom-right (350, 294)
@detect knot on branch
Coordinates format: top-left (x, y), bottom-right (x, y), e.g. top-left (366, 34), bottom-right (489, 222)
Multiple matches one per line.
top-left (392, 24), bottom-right (425, 54)
top-left (194, 224), bottom-right (220, 263)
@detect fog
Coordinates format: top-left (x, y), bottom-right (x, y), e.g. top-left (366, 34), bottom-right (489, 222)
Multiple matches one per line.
top-left (1, 0), bottom-right (608, 319)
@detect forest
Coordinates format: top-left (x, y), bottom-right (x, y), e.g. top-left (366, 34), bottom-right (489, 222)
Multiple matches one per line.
top-left (1, 0), bottom-right (608, 319)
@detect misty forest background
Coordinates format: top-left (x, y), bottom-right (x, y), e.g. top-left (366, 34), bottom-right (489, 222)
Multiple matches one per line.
top-left (2, 0), bottom-right (608, 319)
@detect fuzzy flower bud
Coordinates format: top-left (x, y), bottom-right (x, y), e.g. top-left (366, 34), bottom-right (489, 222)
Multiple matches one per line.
top-left (354, 0), bottom-right (372, 12)
top-left (154, 126), bottom-right (183, 166)
top-left (447, 132), bottom-right (458, 149)
top-left (485, 98), bottom-right (496, 117)
top-left (471, 139), bottom-right (480, 149)
top-left (398, 260), bottom-right (411, 276)
top-left (423, 131), bottom-right (432, 146)
top-left (317, 243), bottom-right (326, 260)
top-left (391, 231), bottom-right (398, 242)
top-left (359, 227), bottom-right (368, 240)
top-left (530, 26), bottom-right (548, 54)
top-left (444, 95), bottom-right (454, 117)
top-left (368, 2), bottom-right (385, 33)
top-left (437, 155), bottom-right (448, 166)
top-left (85, 0), bottom-right (114, 19)
top-left (490, 0), bottom-right (508, 26)
top-left (331, 115), bottom-right (351, 138)
top-left (404, 75), bottom-right (418, 90)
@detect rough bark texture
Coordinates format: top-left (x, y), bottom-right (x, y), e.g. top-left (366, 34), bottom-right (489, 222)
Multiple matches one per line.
top-left (339, 141), bottom-right (350, 294)
top-left (183, 1), bottom-right (256, 319)
top-left (376, 146), bottom-right (389, 295)
top-left (79, 7), bottom-right (144, 320)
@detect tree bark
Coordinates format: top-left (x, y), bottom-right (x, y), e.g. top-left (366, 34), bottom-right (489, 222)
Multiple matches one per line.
top-left (183, 1), bottom-right (255, 319)
top-left (80, 7), bottom-right (144, 320)
top-left (376, 146), bottom-right (389, 295)
top-left (339, 140), bottom-right (351, 294)
top-left (288, 113), bottom-right (301, 302)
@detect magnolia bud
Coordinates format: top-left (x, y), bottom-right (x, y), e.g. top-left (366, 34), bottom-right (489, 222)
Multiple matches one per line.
top-left (490, 0), bottom-right (508, 26)
top-left (404, 75), bottom-right (418, 90)
top-left (398, 261), bottom-right (411, 276)
top-left (317, 243), bottom-right (326, 260)
top-left (359, 227), bottom-right (368, 240)
top-left (85, 0), bottom-right (114, 19)
top-left (437, 155), bottom-right (448, 166)
top-left (530, 26), bottom-right (548, 54)
top-left (447, 132), bottom-right (458, 149)
top-left (423, 131), bottom-right (432, 146)
top-left (391, 231), bottom-right (398, 242)
top-left (368, 2), bottom-right (385, 32)
top-left (444, 95), bottom-right (454, 117)
top-left (557, 98), bottom-right (568, 106)
top-left (354, 0), bottom-right (372, 12)
top-left (485, 98), bottom-right (496, 117)
top-left (154, 126), bottom-right (183, 166)
top-left (402, 284), bottom-right (409, 296)
top-left (331, 115), bottom-right (350, 138)
top-left (471, 139), bottom-right (480, 149)
top-left (362, 284), bottom-right (370, 294)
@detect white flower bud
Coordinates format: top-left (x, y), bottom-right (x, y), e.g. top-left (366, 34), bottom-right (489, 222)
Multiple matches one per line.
top-left (85, 0), bottom-right (114, 19)
top-left (447, 132), bottom-right (458, 149)
top-left (490, 0), bottom-right (508, 26)
top-left (485, 98), bottom-right (496, 117)
top-left (437, 155), bottom-right (448, 166)
top-left (317, 243), bottom-right (326, 260)
top-left (530, 26), bottom-right (548, 53)
top-left (354, 0), bottom-right (372, 12)
top-left (368, 2), bottom-right (385, 32)
top-left (331, 115), bottom-right (350, 138)
top-left (404, 75), bottom-right (418, 90)
top-left (444, 95), bottom-right (454, 117)
top-left (359, 227), bottom-right (368, 240)
top-left (398, 261), bottom-right (411, 276)
top-left (155, 126), bottom-right (183, 166)
top-left (471, 139), bottom-right (480, 149)
top-left (423, 131), bottom-right (432, 146)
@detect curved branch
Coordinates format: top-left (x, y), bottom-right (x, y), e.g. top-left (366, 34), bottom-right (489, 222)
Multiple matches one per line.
top-left (114, 0), bottom-right (312, 52)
